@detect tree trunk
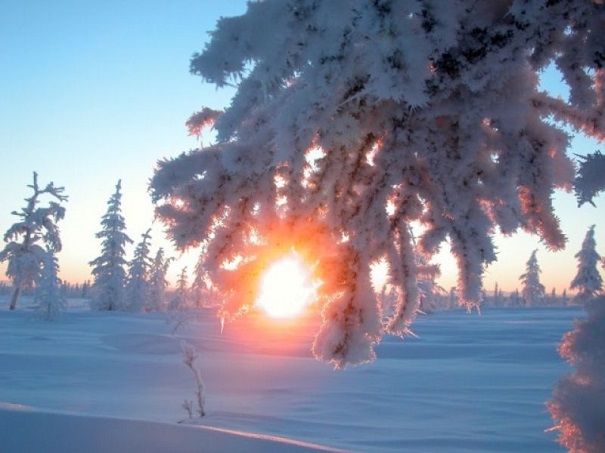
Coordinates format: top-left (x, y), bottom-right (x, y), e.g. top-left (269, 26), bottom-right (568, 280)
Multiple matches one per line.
top-left (9, 285), bottom-right (21, 310)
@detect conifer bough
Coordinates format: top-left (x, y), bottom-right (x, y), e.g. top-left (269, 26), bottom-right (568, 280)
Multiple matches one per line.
top-left (151, 0), bottom-right (604, 367)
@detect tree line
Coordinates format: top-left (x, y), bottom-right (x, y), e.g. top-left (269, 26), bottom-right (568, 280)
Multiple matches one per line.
top-left (1, 172), bottom-right (602, 318)
top-left (0, 175), bottom-right (217, 317)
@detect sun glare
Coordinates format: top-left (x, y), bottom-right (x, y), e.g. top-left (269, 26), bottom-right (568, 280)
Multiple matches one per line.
top-left (256, 253), bottom-right (316, 319)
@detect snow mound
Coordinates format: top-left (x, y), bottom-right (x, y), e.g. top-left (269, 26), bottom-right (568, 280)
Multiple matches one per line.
top-left (101, 333), bottom-right (182, 355)
top-left (0, 403), bottom-right (345, 453)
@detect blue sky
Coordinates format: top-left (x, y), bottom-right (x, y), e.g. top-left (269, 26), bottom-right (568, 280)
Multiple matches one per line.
top-left (1, 1), bottom-right (603, 293)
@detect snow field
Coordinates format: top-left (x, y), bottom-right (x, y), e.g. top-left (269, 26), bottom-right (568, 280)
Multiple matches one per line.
top-left (0, 298), bottom-right (580, 452)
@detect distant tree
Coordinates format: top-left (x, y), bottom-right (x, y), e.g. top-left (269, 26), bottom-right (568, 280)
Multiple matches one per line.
top-left (414, 238), bottom-right (443, 313)
top-left (519, 250), bottom-right (545, 307)
top-left (561, 289), bottom-right (569, 307)
top-left (509, 289), bottom-right (522, 308)
top-left (0, 172), bottom-right (67, 310)
top-left (417, 267), bottom-right (443, 313)
top-left (492, 283), bottom-right (498, 306)
top-left (448, 287), bottom-right (457, 310)
top-left (89, 180), bottom-right (132, 311)
top-left (548, 288), bottom-right (557, 306)
top-left (60, 281), bottom-right (74, 298)
top-left (570, 225), bottom-right (603, 304)
top-left (34, 250), bottom-right (66, 321)
top-left (147, 248), bottom-right (172, 311)
top-left (151, 1), bottom-right (604, 368)
top-left (167, 267), bottom-right (195, 334)
top-left (191, 252), bottom-right (214, 308)
top-left (170, 266), bottom-right (191, 311)
top-left (81, 280), bottom-right (90, 298)
top-left (124, 229), bottom-right (153, 312)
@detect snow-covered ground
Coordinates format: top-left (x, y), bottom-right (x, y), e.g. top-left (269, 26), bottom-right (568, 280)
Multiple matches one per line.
top-left (0, 298), bottom-right (580, 452)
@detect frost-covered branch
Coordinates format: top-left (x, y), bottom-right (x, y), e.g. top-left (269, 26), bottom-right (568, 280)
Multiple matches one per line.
top-left (548, 296), bottom-right (605, 452)
top-left (574, 151), bottom-right (605, 206)
top-left (151, 1), bottom-right (605, 367)
top-left (186, 107), bottom-right (222, 138)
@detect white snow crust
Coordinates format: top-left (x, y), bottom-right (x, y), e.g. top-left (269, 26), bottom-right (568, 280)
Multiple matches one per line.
top-left (0, 297), bottom-right (578, 452)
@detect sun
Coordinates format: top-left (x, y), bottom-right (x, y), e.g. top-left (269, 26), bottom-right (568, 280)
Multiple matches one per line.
top-left (256, 252), bottom-right (316, 318)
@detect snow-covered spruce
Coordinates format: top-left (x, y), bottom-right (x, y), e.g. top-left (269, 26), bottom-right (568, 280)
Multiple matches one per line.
top-left (167, 267), bottom-right (195, 334)
top-left (519, 250), bottom-right (546, 307)
top-left (570, 225), bottom-right (603, 304)
top-left (171, 266), bottom-right (191, 311)
top-left (190, 252), bottom-right (217, 309)
top-left (147, 248), bottom-right (172, 312)
top-left (89, 180), bottom-right (132, 311)
top-left (124, 229), bottom-right (153, 312)
top-left (0, 172), bottom-right (67, 310)
top-left (151, 1), bottom-right (605, 368)
top-left (34, 250), bottom-right (66, 321)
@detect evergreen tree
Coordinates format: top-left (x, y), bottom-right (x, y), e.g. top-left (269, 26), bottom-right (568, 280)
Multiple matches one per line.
top-left (570, 225), bottom-right (603, 304)
top-left (170, 266), bottom-right (191, 311)
top-left (410, 226), bottom-right (442, 313)
top-left (151, 2), bottom-right (604, 368)
top-left (89, 180), bottom-right (132, 311)
top-left (493, 282), bottom-right (501, 307)
top-left (191, 252), bottom-right (214, 308)
top-left (448, 287), bottom-right (457, 310)
top-left (147, 248), bottom-right (172, 311)
top-left (561, 289), bottom-right (569, 307)
top-left (417, 263), bottom-right (442, 313)
top-left (519, 250), bottom-right (545, 307)
top-left (509, 289), bottom-right (521, 308)
top-left (34, 250), bottom-right (66, 321)
top-left (549, 288), bottom-right (557, 306)
top-left (0, 172), bottom-right (67, 310)
top-left (167, 267), bottom-right (194, 334)
top-left (124, 229), bottom-right (153, 312)
top-left (81, 280), bottom-right (90, 298)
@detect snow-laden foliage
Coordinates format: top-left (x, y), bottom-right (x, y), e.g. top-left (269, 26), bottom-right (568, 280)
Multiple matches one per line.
top-left (575, 151), bottom-right (605, 206)
top-left (519, 250), bottom-right (545, 306)
top-left (549, 296), bottom-right (605, 453)
top-left (124, 229), bottom-right (153, 312)
top-left (89, 180), bottom-right (133, 311)
top-left (34, 250), bottom-right (66, 321)
top-left (151, 1), bottom-right (605, 367)
top-left (0, 172), bottom-right (67, 310)
top-left (147, 248), bottom-right (172, 311)
top-left (186, 107), bottom-right (222, 138)
top-left (570, 225), bottom-right (603, 304)
top-left (549, 231), bottom-right (604, 450)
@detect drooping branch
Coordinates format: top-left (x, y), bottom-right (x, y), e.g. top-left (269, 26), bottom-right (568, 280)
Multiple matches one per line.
top-left (152, 0), bottom-right (605, 366)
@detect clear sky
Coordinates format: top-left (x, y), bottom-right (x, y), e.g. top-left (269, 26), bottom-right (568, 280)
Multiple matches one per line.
top-left (1, 1), bottom-right (603, 294)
